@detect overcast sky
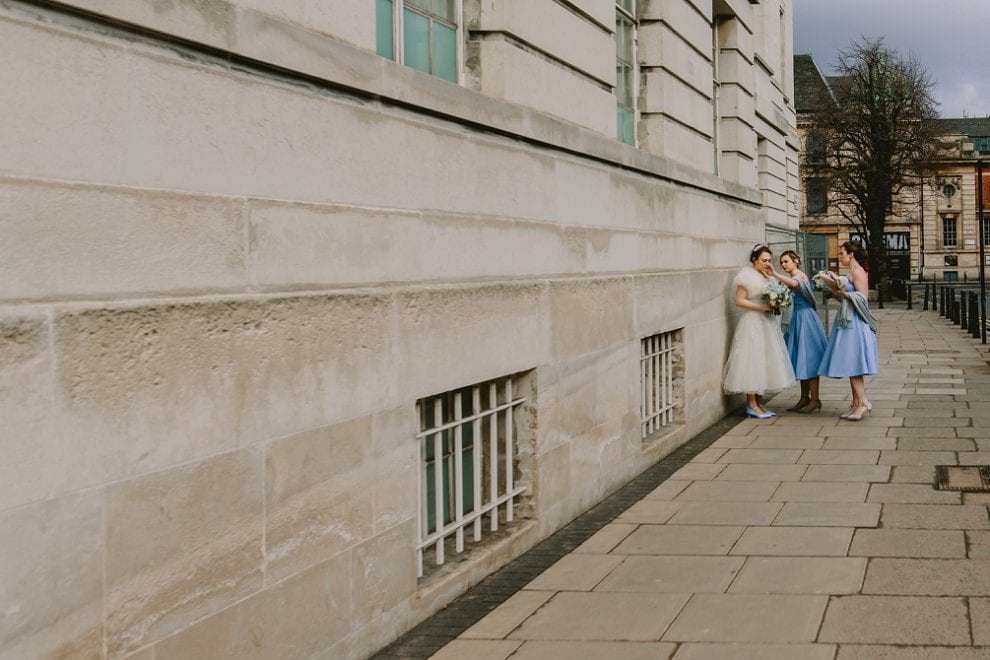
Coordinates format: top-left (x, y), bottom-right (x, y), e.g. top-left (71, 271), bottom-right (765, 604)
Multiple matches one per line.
top-left (793, 0), bottom-right (990, 119)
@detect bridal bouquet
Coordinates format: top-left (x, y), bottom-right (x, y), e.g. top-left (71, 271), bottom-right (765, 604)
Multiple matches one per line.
top-left (763, 282), bottom-right (792, 316)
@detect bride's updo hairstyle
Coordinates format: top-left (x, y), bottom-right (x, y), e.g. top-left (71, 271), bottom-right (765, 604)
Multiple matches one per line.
top-left (749, 243), bottom-right (772, 263)
top-left (840, 240), bottom-right (866, 261)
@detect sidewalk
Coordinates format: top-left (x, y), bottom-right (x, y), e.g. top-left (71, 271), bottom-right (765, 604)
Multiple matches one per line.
top-left (385, 306), bottom-right (990, 659)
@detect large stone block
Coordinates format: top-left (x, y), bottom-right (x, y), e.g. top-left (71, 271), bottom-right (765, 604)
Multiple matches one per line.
top-left (549, 277), bottom-right (633, 360)
top-left (231, 0), bottom-right (373, 50)
top-left (52, 293), bottom-right (393, 491)
top-left (478, 0), bottom-right (614, 84)
top-left (641, 0), bottom-right (713, 47)
top-left (0, 180), bottom-right (247, 300)
top-left (642, 70), bottom-right (714, 136)
top-left (350, 520), bottom-right (418, 624)
top-left (396, 283), bottom-right (548, 401)
top-left (0, 491), bottom-right (103, 659)
top-left (153, 550), bottom-right (352, 660)
top-left (638, 22), bottom-right (713, 96)
top-left (372, 405), bottom-right (419, 533)
top-left (477, 40), bottom-right (614, 135)
top-left (0, 313), bottom-right (58, 511)
top-left (265, 417), bottom-right (375, 583)
top-left (104, 449), bottom-right (264, 656)
top-left (640, 115), bottom-right (715, 173)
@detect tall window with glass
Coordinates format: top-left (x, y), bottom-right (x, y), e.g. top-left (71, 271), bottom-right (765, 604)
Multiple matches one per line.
top-left (376, 0), bottom-right (459, 83)
top-left (615, 1), bottom-right (636, 145)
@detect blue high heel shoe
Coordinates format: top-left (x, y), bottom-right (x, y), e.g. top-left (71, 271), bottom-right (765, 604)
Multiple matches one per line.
top-left (745, 406), bottom-right (775, 419)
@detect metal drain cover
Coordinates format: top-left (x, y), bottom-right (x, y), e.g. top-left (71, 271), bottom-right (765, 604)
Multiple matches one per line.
top-left (934, 465), bottom-right (990, 492)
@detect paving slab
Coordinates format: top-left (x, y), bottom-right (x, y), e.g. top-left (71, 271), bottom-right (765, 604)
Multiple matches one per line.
top-left (972, 598), bottom-right (990, 645)
top-left (889, 465), bottom-right (936, 483)
top-left (849, 529), bottom-right (966, 558)
top-left (573, 524), bottom-right (637, 554)
top-left (835, 645), bottom-right (990, 659)
top-left (427, 639), bottom-right (522, 659)
top-left (594, 555), bottom-right (744, 593)
top-left (862, 558), bottom-right (990, 595)
top-left (662, 594), bottom-right (828, 643)
top-left (968, 531), bottom-right (990, 559)
top-left (880, 504), bottom-right (990, 530)
top-left (674, 481), bottom-right (779, 502)
top-left (773, 502), bottom-right (881, 527)
top-left (800, 465), bottom-right (891, 482)
top-left (523, 553), bottom-right (625, 591)
top-left (669, 464), bottom-right (725, 481)
top-left (771, 481), bottom-right (869, 503)
top-left (716, 448), bottom-right (803, 464)
top-left (727, 557), bottom-right (866, 594)
top-left (822, 436), bottom-right (897, 450)
top-left (459, 590), bottom-right (555, 639)
top-left (729, 526), bottom-right (853, 557)
top-left (641, 481), bottom-right (690, 501)
top-left (507, 592), bottom-right (689, 641)
top-left (819, 595), bottom-right (970, 645)
top-left (613, 500), bottom-right (680, 524)
top-left (867, 483), bottom-right (962, 504)
top-left (879, 450), bottom-right (958, 466)
top-left (509, 641), bottom-right (678, 660)
top-left (667, 501), bottom-right (782, 526)
top-left (748, 436), bottom-right (825, 450)
top-left (714, 464), bottom-right (808, 481)
top-left (897, 437), bottom-right (977, 451)
top-left (672, 643), bottom-right (835, 660)
top-left (612, 524), bottom-right (744, 556)
top-left (798, 450), bottom-right (880, 465)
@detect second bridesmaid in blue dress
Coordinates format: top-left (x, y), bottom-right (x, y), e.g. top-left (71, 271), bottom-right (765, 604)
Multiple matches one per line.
top-left (772, 251), bottom-right (827, 413)
top-left (817, 241), bottom-right (880, 421)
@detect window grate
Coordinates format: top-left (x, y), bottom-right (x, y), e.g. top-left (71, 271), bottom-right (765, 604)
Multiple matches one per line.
top-left (640, 330), bottom-right (682, 438)
top-left (416, 376), bottom-right (526, 577)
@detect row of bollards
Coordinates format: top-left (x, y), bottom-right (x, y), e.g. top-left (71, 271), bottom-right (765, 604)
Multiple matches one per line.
top-left (923, 282), bottom-right (982, 340)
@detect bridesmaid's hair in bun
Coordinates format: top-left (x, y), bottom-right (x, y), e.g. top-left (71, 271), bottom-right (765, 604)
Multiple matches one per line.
top-left (749, 243), bottom-right (772, 263)
top-left (840, 240), bottom-right (866, 261)
top-left (780, 250), bottom-right (800, 266)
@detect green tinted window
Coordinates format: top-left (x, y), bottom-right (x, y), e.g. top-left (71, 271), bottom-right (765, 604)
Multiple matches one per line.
top-left (434, 22), bottom-right (457, 82)
top-left (376, 0), bottom-right (394, 59)
top-left (403, 7), bottom-right (431, 74)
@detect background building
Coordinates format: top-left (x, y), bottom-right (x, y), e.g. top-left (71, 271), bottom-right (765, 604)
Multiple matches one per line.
top-left (795, 54), bottom-right (990, 286)
top-left (0, 1), bottom-right (796, 657)
top-left (920, 118), bottom-right (990, 282)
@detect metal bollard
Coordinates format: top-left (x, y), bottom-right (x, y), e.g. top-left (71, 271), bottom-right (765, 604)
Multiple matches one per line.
top-left (970, 292), bottom-right (980, 338)
top-left (907, 283), bottom-right (913, 310)
top-left (940, 287), bottom-right (947, 316)
top-left (960, 292), bottom-right (968, 329)
top-left (923, 282), bottom-right (930, 311)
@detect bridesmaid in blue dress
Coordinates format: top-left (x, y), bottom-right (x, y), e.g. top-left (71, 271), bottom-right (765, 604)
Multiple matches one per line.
top-left (817, 241), bottom-right (879, 421)
top-left (771, 251), bottom-right (827, 413)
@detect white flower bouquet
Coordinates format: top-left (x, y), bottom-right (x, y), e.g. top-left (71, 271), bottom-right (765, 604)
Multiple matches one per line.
top-left (763, 281), bottom-right (792, 316)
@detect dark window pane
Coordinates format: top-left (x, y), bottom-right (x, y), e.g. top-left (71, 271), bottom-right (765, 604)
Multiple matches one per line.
top-left (376, 0), bottom-right (394, 60)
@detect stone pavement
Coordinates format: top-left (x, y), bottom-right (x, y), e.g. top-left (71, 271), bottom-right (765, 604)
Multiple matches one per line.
top-left (387, 306), bottom-right (990, 659)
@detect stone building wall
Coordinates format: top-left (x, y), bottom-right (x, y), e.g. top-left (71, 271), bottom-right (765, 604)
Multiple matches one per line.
top-left (0, 1), bottom-right (794, 658)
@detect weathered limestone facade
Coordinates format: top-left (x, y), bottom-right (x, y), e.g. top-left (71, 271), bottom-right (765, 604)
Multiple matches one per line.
top-left (0, 1), bottom-right (795, 658)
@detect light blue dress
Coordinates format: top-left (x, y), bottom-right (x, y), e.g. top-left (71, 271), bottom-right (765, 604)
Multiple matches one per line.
top-left (783, 278), bottom-right (827, 380)
top-left (818, 279), bottom-right (879, 378)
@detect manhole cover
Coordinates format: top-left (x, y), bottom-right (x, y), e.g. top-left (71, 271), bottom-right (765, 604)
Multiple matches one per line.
top-left (934, 465), bottom-right (990, 492)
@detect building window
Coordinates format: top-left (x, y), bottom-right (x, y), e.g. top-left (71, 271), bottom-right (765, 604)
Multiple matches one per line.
top-left (983, 215), bottom-right (990, 247)
top-left (376, 0), bottom-right (459, 83)
top-left (416, 374), bottom-right (527, 577)
top-left (944, 270), bottom-right (959, 282)
top-left (615, 0), bottom-right (636, 144)
top-left (942, 216), bottom-right (958, 248)
top-left (641, 330), bottom-right (682, 439)
top-left (805, 131), bottom-right (826, 164)
top-left (806, 179), bottom-right (827, 215)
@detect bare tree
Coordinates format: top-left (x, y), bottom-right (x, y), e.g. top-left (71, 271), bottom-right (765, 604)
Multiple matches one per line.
top-left (808, 38), bottom-right (943, 305)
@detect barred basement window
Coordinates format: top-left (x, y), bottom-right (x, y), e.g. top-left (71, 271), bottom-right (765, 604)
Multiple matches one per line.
top-left (641, 330), bottom-right (683, 439)
top-left (416, 375), bottom-right (527, 577)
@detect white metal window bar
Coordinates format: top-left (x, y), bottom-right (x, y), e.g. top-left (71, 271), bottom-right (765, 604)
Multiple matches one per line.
top-left (641, 331), bottom-right (679, 438)
top-left (416, 376), bottom-right (526, 577)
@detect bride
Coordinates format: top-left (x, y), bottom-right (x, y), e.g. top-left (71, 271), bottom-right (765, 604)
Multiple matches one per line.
top-left (722, 244), bottom-right (796, 418)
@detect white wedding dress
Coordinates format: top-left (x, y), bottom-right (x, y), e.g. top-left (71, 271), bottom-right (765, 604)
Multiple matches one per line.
top-left (722, 267), bottom-right (796, 394)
